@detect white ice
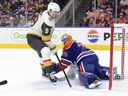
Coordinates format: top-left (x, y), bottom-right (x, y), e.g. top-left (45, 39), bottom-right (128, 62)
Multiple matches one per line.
top-left (0, 49), bottom-right (128, 96)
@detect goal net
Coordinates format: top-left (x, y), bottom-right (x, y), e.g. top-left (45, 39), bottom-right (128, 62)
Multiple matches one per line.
top-left (109, 24), bottom-right (128, 90)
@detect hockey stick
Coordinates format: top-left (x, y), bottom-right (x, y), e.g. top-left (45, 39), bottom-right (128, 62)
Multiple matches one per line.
top-left (55, 53), bottom-right (72, 88)
top-left (0, 80), bottom-right (7, 85)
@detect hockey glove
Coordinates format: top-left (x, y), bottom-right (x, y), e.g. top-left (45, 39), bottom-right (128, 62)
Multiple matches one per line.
top-left (50, 47), bottom-right (58, 55)
top-left (44, 41), bottom-right (58, 55)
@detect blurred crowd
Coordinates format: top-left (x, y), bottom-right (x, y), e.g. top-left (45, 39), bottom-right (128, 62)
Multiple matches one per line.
top-left (0, 0), bottom-right (69, 26)
top-left (0, 0), bottom-right (128, 27)
top-left (79, 0), bottom-right (128, 27)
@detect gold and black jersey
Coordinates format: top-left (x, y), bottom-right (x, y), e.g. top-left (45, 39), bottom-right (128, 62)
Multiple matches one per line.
top-left (41, 23), bottom-right (53, 42)
top-left (28, 10), bottom-right (55, 42)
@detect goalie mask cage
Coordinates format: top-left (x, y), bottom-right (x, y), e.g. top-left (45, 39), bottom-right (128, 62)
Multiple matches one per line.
top-left (109, 24), bottom-right (128, 90)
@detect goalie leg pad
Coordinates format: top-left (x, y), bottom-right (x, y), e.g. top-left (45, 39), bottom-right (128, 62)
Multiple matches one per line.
top-left (99, 66), bottom-right (110, 80)
top-left (100, 66), bottom-right (119, 80)
top-left (78, 71), bottom-right (102, 89)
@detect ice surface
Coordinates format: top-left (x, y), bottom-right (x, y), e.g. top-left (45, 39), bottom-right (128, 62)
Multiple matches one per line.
top-left (0, 49), bottom-right (128, 96)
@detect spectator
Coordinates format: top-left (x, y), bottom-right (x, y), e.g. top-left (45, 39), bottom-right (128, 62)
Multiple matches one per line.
top-left (79, 14), bottom-right (88, 27)
top-left (120, 0), bottom-right (128, 6)
top-left (117, 12), bottom-right (127, 23)
top-left (97, 16), bottom-right (109, 27)
top-left (88, 17), bottom-right (96, 27)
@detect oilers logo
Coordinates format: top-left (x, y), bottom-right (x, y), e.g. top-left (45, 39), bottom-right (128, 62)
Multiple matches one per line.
top-left (88, 30), bottom-right (99, 43)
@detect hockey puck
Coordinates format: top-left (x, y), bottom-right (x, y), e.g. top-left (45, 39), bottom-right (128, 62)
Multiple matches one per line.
top-left (0, 80), bottom-right (8, 85)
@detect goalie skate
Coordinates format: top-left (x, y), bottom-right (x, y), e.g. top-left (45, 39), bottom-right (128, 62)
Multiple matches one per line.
top-left (88, 80), bottom-right (102, 89)
top-left (113, 74), bottom-right (123, 80)
top-left (112, 67), bottom-right (123, 80)
top-left (113, 67), bottom-right (117, 75)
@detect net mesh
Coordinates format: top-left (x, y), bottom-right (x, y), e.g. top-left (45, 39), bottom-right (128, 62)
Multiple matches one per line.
top-left (109, 24), bottom-right (128, 90)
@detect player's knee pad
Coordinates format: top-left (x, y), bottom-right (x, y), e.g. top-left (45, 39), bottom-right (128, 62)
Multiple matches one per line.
top-left (78, 71), bottom-right (101, 88)
top-left (41, 47), bottom-right (52, 67)
top-left (41, 47), bottom-right (51, 59)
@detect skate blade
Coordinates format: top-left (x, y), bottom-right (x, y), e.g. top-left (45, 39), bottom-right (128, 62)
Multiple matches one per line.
top-left (88, 81), bottom-right (102, 89)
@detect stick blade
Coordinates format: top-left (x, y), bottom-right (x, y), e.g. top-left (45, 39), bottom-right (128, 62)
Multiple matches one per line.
top-left (0, 80), bottom-right (8, 85)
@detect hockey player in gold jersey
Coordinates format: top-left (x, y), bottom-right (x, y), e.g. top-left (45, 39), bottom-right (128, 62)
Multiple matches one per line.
top-left (26, 2), bottom-right (60, 82)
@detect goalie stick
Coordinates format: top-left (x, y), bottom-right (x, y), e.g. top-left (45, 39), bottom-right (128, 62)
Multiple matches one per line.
top-left (0, 80), bottom-right (8, 85)
top-left (55, 53), bottom-right (72, 88)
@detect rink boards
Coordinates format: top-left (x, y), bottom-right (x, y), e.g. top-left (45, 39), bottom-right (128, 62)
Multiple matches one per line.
top-left (0, 27), bottom-right (128, 50)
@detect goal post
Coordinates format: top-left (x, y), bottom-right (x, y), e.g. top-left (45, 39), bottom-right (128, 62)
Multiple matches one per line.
top-left (109, 24), bottom-right (128, 90)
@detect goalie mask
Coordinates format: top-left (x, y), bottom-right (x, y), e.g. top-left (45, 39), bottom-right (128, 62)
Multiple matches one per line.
top-left (61, 33), bottom-right (72, 44)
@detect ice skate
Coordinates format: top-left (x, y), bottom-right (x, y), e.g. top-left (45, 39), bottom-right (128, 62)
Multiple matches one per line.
top-left (88, 80), bottom-right (102, 89)
top-left (42, 68), bottom-right (48, 77)
top-left (48, 72), bottom-right (57, 82)
top-left (113, 74), bottom-right (123, 80)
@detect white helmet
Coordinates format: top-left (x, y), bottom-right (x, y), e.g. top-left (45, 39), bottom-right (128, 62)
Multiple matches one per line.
top-left (47, 2), bottom-right (60, 12)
